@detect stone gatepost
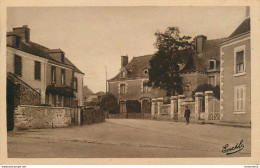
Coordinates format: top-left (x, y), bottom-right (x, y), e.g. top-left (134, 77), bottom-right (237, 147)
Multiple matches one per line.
top-left (170, 96), bottom-right (178, 119)
top-left (205, 91), bottom-right (213, 122)
top-left (178, 95), bottom-right (185, 118)
top-left (151, 98), bottom-right (157, 119)
top-left (195, 92), bottom-right (203, 120)
top-left (157, 98), bottom-right (163, 119)
top-left (78, 108), bottom-right (81, 126)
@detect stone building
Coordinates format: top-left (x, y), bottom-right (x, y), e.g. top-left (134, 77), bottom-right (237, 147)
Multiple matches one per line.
top-left (7, 25), bottom-right (84, 108)
top-left (108, 35), bottom-right (225, 114)
top-left (219, 11), bottom-right (251, 124)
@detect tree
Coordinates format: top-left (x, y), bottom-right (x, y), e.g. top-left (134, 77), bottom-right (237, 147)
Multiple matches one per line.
top-left (148, 27), bottom-right (194, 96)
top-left (192, 84), bottom-right (220, 99)
top-left (99, 93), bottom-right (119, 114)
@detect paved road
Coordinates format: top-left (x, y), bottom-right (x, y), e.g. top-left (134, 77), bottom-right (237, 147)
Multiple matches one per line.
top-left (8, 119), bottom-right (251, 158)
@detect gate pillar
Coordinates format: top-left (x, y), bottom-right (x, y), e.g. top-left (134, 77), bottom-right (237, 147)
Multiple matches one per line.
top-left (151, 98), bottom-right (157, 119)
top-left (178, 95), bottom-right (185, 118)
top-left (205, 91), bottom-right (213, 122)
top-left (170, 96), bottom-right (178, 119)
top-left (195, 92), bottom-right (203, 120)
top-left (157, 98), bottom-right (163, 119)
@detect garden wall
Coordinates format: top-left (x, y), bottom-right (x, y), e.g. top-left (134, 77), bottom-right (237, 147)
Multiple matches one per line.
top-left (108, 113), bottom-right (151, 119)
top-left (81, 109), bottom-right (106, 125)
top-left (14, 105), bottom-right (71, 130)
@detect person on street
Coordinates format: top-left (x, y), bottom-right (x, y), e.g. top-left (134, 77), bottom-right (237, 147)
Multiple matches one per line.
top-left (184, 106), bottom-right (191, 125)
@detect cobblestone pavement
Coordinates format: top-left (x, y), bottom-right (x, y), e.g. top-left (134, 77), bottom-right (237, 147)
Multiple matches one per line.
top-left (8, 119), bottom-right (251, 158)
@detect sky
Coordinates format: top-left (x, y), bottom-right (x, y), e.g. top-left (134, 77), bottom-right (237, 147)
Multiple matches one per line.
top-left (7, 6), bottom-right (247, 93)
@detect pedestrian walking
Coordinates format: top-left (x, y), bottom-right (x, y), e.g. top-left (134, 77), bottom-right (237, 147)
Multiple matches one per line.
top-left (184, 106), bottom-right (191, 125)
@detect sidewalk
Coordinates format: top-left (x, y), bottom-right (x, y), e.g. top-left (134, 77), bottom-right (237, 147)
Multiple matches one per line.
top-left (152, 118), bottom-right (251, 128)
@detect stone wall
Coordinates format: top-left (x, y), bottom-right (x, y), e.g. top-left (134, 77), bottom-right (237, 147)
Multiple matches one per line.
top-left (14, 105), bottom-right (71, 130)
top-left (7, 72), bottom-right (41, 106)
top-left (81, 109), bottom-right (106, 125)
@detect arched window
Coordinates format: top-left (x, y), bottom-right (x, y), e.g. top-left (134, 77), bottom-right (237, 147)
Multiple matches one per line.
top-left (120, 83), bottom-right (126, 94)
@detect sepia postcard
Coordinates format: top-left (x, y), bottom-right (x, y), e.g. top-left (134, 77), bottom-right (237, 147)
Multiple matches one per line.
top-left (0, 0), bottom-right (260, 165)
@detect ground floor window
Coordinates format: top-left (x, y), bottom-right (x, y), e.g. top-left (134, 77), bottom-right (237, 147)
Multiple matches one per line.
top-left (208, 76), bottom-right (216, 86)
top-left (234, 85), bottom-right (246, 112)
top-left (120, 101), bottom-right (127, 113)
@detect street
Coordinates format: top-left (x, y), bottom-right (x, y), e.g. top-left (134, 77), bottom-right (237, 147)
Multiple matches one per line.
top-left (8, 119), bottom-right (251, 158)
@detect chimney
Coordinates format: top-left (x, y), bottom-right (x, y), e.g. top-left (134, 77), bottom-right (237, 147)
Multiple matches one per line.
top-left (246, 6), bottom-right (250, 18)
top-left (121, 55), bottom-right (128, 68)
top-left (194, 35), bottom-right (207, 53)
top-left (13, 25), bottom-right (30, 43)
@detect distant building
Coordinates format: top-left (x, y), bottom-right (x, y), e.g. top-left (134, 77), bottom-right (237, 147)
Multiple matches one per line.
top-left (108, 35), bottom-right (225, 114)
top-left (7, 25), bottom-right (84, 107)
top-left (220, 10), bottom-right (250, 124)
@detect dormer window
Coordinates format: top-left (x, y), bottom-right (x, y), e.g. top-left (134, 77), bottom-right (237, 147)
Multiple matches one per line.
top-left (61, 53), bottom-right (65, 63)
top-left (121, 70), bottom-right (126, 78)
top-left (143, 69), bottom-right (149, 75)
top-left (209, 60), bottom-right (216, 70)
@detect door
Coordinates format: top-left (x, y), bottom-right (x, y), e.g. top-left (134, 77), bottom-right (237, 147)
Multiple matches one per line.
top-left (142, 99), bottom-right (151, 113)
top-left (7, 79), bottom-right (15, 131)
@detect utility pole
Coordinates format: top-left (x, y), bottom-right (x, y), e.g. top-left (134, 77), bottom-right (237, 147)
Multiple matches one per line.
top-left (105, 66), bottom-right (107, 95)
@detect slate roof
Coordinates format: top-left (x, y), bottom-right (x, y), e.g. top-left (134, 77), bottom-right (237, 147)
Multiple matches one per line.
top-left (109, 38), bottom-right (226, 81)
top-left (229, 18), bottom-right (250, 38)
top-left (109, 55), bottom-right (153, 81)
top-left (7, 31), bottom-right (84, 74)
top-left (182, 38), bottom-right (226, 72)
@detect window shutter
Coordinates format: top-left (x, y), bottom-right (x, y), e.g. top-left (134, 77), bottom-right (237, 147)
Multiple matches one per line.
top-left (234, 87), bottom-right (238, 111)
top-left (243, 87), bottom-right (246, 111)
top-left (14, 55), bottom-right (22, 76)
top-left (34, 61), bottom-right (41, 80)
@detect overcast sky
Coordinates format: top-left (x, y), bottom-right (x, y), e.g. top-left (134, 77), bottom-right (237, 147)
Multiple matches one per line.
top-left (7, 6), bottom-right (247, 93)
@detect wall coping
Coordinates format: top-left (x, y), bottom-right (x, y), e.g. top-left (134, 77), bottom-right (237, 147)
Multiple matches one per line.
top-left (195, 92), bottom-right (204, 97)
top-left (152, 98), bottom-right (157, 102)
top-left (178, 95), bottom-right (185, 99)
top-left (170, 96), bottom-right (178, 100)
top-left (19, 105), bottom-right (71, 109)
top-left (181, 101), bottom-right (195, 105)
top-left (205, 91), bottom-right (214, 95)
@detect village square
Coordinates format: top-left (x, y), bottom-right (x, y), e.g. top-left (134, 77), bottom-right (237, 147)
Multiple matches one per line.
top-left (6, 6), bottom-right (251, 158)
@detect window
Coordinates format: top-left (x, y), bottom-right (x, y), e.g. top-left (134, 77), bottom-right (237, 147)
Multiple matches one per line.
top-left (34, 61), bottom-right (41, 80)
top-left (46, 94), bottom-right (49, 105)
top-left (143, 82), bottom-right (150, 93)
top-left (61, 69), bottom-right (65, 85)
top-left (234, 46), bottom-right (246, 75)
top-left (14, 55), bottom-right (22, 76)
top-left (183, 84), bottom-right (190, 91)
top-left (15, 37), bottom-right (20, 48)
top-left (120, 83), bottom-right (126, 94)
top-left (52, 94), bottom-right (57, 107)
top-left (73, 78), bottom-right (78, 91)
top-left (121, 70), bottom-right (126, 77)
top-left (234, 85), bottom-right (246, 112)
top-left (61, 53), bottom-right (65, 63)
top-left (209, 61), bottom-right (215, 70)
top-left (208, 76), bottom-right (216, 86)
top-left (51, 66), bottom-right (56, 83)
top-left (236, 51), bottom-right (244, 73)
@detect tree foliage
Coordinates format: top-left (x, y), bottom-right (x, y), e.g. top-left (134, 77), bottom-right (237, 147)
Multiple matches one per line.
top-left (99, 93), bottom-right (119, 114)
top-left (148, 27), bottom-right (194, 96)
top-left (192, 84), bottom-right (220, 99)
